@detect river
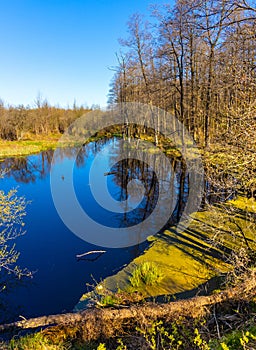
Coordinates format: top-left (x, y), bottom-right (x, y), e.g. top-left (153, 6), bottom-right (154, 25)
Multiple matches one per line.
top-left (0, 138), bottom-right (188, 323)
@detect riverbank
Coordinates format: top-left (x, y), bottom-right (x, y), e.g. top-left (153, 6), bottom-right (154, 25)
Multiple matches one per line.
top-left (1, 268), bottom-right (256, 349)
top-left (0, 130), bottom-right (178, 160)
top-left (1, 198), bottom-right (255, 349)
top-left (0, 136), bottom-right (61, 159)
top-left (75, 195), bottom-right (256, 311)
top-left (0, 142), bottom-right (255, 348)
top-left (0, 135), bottom-right (88, 160)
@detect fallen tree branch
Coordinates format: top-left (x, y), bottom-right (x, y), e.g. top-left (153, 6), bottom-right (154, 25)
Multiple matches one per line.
top-left (0, 270), bottom-right (255, 339)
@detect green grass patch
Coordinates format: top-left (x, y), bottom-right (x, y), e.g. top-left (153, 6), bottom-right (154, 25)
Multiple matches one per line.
top-left (5, 332), bottom-right (67, 349)
top-left (130, 261), bottom-right (163, 288)
top-left (0, 137), bottom-right (60, 159)
top-left (209, 325), bottom-right (256, 349)
top-left (0, 135), bottom-right (86, 159)
top-left (99, 294), bottom-right (120, 307)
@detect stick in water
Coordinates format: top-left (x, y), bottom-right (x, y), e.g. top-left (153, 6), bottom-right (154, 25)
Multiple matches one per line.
top-left (76, 250), bottom-right (106, 259)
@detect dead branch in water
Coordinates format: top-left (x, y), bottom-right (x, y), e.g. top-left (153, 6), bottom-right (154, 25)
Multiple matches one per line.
top-left (76, 250), bottom-right (106, 259)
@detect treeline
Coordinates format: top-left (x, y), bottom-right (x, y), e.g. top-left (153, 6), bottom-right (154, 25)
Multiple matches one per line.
top-left (0, 100), bottom-right (91, 140)
top-left (109, 0), bottom-right (256, 150)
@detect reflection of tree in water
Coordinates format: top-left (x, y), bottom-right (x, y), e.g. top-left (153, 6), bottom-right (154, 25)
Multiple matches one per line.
top-left (76, 139), bottom-right (105, 168)
top-left (0, 147), bottom-right (91, 184)
top-left (110, 158), bottom-right (159, 226)
top-left (0, 150), bottom-right (54, 183)
top-left (0, 139), bottom-right (119, 184)
top-left (0, 140), bottom-right (190, 226)
top-left (76, 137), bottom-right (114, 168)
top-left (106, 139), bottom-right (189, 228)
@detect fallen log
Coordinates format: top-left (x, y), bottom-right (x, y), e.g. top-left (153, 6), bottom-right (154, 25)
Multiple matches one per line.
top-left (0, 270), bottom-right (255, 338)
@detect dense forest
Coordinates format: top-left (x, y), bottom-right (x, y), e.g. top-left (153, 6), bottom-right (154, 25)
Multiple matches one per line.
top-left (108, 0), bottom-right (256, 199)
top-left (109, 0), bottom-right (255, 148)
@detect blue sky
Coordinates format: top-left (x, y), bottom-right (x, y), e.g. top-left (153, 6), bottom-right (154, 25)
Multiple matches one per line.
top-left (0, 0), bottom-right (170, 109)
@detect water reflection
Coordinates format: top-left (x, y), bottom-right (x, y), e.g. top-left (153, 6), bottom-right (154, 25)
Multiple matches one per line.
top-left (0, 137), bottom-right (190, 323)
top-left (0, 139), bottom-right (189, 232)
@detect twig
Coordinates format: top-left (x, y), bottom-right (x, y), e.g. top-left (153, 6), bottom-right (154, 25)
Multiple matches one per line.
top-left (76, 250), bottom-right (106, 259)
top-left (213, 304), bottom-right (221, 339)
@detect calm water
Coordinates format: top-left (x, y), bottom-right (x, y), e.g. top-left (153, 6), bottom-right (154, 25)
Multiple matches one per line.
top-left (0, 138), bottom-right (187, 323)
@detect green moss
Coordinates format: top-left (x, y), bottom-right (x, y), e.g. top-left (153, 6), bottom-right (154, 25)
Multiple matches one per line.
top-left (75, 196), bottom-right (255, 310)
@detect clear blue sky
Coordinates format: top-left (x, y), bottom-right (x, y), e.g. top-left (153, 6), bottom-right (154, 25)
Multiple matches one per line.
top-left (0, 0), bottom-right (170, 109)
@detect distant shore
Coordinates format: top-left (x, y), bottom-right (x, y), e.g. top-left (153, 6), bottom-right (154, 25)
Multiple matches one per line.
top-left (0, 135), bottom-right (61, 159)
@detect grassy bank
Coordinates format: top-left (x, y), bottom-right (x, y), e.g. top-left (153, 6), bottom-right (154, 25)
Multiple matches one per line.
top-left (0, 134), bottom-right (87, 160)
top-left (75, 196), bottom-right (256, 311)
top-left (1, 188), bottom-right (255, 350)
top-left (0, 136), bottom-right (61, 159)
